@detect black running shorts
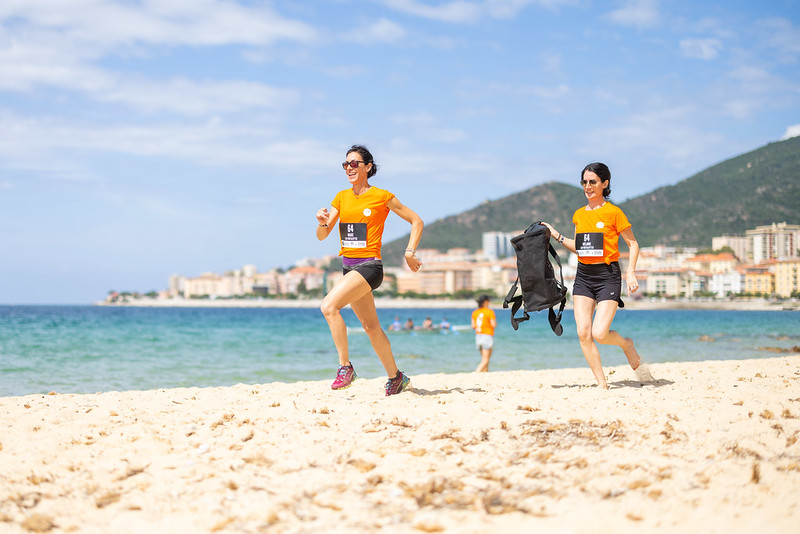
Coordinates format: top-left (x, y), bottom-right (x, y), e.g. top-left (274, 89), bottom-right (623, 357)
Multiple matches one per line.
top-left (343, 260), bottom-right (384, 291)
top-left (572, 261), bottom-right (624, 307)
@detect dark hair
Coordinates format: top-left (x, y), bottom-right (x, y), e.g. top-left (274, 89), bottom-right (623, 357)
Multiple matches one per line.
top-left (476, 294), bottom-right (491, 306)
top-left (581, 162), bottom-right (611, 198)
top-left (347, 144), bottom-right (378, 178)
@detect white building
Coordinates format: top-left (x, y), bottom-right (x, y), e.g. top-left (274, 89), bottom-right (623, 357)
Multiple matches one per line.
top-left (747, 222), bottom-right (800, 263)
top-left (481, 231), bottom-right (516, 261)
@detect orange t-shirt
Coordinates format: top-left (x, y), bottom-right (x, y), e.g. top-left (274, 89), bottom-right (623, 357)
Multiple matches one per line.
top-left (472, 307), bottom-right (496, 336)
top-left (572, 202), bottom-right (631, 265)
top-left (331, 187), bottom-right (394, 259)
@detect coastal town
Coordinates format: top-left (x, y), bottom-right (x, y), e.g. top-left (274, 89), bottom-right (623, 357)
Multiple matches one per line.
top-left (103, 221), bottom-right (800, 305)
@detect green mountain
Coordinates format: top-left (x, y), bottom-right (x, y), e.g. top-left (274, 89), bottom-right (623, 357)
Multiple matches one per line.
top-left (382, 135), bottom-right (800, 264)
top-left (619, 135), bottom-right (800, 247)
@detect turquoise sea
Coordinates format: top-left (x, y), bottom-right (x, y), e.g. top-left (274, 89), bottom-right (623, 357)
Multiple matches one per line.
top-left (1, 305), bottom-right (798, 397)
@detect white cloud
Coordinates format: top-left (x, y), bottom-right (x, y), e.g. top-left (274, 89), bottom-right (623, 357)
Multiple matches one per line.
top-left (679, 38), bottom-right (722, 60)
top-left (0, 34), bottom-right (299, 115)
top-left (755, 17), bottom-right (800, 60)
top-left (379, 0), bottom-right (574, 23)
top-left (783, 124), bottom-right (800, 140)
top-left (342, 18), bottom-right (407, 44)
top-left (0, 0), bottom-right (317, 49)
top-left (605, 0), bottom-right (660, 29)
top-left (578, 104), bottom-right (726, 184)
top-left (100, 78), bottom-right (299, 115)
top-left (0, 110), bottom-right (339, 172)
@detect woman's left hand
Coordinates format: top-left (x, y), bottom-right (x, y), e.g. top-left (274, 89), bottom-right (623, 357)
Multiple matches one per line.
top-left (627, 272), bottom-right (639, 296)
top-left (405, 252), bottom-right (422, 272)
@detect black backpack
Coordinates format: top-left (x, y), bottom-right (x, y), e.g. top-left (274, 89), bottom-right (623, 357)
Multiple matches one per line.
top-left (503, 221), bottom-right (568, 335)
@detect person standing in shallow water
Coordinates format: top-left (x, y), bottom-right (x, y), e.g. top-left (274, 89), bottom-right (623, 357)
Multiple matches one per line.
top-left (542, 162), bottom-right (642, 389)
top-left (315, 145), bottom-right (424, 396)
top-left (471, 295), bottom-right (496, 372)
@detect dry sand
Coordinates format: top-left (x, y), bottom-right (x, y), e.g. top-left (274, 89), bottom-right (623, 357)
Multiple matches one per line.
top-left (1, 356), bottom-right (799, 533)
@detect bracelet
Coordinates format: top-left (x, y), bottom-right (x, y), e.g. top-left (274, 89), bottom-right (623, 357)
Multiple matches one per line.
top-left (558, 234), bottom-right (565, 244)
top-left (319, 224), bottom-right (328, 228)
top-left (404, 248), bottom-right (416, 253)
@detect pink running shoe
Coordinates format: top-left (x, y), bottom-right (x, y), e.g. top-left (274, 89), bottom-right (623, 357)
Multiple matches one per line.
top-left (331, 364), bottom-right (357, 390)
top-left (385, 371), bottom-right (411, 396)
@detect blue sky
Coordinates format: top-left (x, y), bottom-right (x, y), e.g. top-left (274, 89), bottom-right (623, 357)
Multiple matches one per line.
top-left (1, 0), bottom-right (799, 304)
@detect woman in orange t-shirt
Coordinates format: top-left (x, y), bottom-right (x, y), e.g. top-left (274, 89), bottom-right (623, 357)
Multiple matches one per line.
top-left (543, 162), bottom-right (644, 389)
top-left (315, 145), bottom-right (424, 396)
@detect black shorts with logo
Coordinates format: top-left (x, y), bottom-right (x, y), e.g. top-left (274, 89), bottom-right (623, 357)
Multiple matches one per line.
top-left (572, 261), bottom-right (624, 307)
top-left (343, 259), bottom-right (384, 291)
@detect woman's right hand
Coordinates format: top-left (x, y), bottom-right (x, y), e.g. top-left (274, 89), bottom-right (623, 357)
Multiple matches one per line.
top-left (541, 222), bottom-right (557, 238)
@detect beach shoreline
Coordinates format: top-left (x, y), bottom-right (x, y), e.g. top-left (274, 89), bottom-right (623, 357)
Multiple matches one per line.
top-left (92, 296), bottom-right (797, 311)
top-left (2, 355), bottom-right (798, 533)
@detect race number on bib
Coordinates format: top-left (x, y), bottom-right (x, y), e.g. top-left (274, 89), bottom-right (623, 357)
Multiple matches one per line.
top-left (575, 232), bottom-right (604, 257)
top-left (340, 222), bottom-right (367, 249)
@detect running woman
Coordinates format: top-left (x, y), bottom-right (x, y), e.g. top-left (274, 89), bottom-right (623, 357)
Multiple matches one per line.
top-left (542, 162), bottom-right (642, 389)
top-left (316, 145), bottom-right (424, 396)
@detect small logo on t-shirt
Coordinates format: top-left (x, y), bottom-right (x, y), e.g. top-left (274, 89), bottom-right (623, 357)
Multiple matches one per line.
top-left (596, 221), bottom-right (604, 229)
top-left (363, 208), bottom-right (371, 217)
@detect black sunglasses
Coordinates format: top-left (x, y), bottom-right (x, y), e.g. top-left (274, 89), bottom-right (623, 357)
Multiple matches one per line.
top-left (580, 179), bottom-right (600, 186)
top-left (342, 160), bottom-right (367, 170)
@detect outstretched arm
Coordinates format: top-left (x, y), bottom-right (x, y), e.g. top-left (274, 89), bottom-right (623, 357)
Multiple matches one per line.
top-left (541, 222), bottom-right (576, 254)
top-left (387, 197), bottom-right (424, 272)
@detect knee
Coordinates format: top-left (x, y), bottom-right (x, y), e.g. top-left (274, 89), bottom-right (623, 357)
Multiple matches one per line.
top-left (361, 319), bottom-right (382, 336)
top-left (576, 325), bottom-right (593, 343)
top-left (320, 299), bottom-right (339, 319)
top-left (592, 326), bottom-right (611, 343)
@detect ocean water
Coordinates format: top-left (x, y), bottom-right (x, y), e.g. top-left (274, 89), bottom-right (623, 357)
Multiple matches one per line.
top-left (0, 305), bottom-right (798, 397)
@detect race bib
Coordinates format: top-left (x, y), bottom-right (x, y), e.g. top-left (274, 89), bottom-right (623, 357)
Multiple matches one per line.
top-left (575, 232), bottom-right (604, 257)
top-left (340, 222), bottom-right (367, 249)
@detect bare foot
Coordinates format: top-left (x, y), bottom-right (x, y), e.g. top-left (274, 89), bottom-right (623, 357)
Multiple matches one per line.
top-left (622, 338), bottom-right (640, 370)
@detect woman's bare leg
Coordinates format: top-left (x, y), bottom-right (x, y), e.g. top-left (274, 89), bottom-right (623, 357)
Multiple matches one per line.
top-left (573, 295), bottom-right (607, 388)
top-left (591, 300), bottom-right (640, 370)
top-left (476, 348), bottom-right (492, 372)
top-left (349, 291), bottom-right (398, 378)
top-left (319, 271), bottom-right (373, 367)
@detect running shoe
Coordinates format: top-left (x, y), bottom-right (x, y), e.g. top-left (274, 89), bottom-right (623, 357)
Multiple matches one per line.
top-left (385, 371), bottom-right (411, 396)
top-left (331, 364), bottom-right (357, 390)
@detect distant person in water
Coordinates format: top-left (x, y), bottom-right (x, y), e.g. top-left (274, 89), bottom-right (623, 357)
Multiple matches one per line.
top-left (439, 317), bottom-right (451, 331)
top-left (404, 317), bottom-right (415, 330)
top-left (316, 144), bottom-right (424, 396)
top-left (542, 162), bottom-right (643, 389)
top-left (389, 316), bottom-right (403, 331)
top-left (422, 316), bottom-right (433, 330)
top-left (471, 295), bottom-right (497, 372)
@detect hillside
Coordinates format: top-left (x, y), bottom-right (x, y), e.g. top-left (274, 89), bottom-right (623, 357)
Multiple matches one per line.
top-left (382, 135), bottom-right (800, 264)
top-left (382, 181), bottom-right (585, 264)
top-left (619, 135), bottom-right (800, 247)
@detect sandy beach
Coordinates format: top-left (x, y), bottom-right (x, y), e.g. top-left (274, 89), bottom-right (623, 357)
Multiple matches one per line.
top-left (1, 356), bottom-right (799, 533)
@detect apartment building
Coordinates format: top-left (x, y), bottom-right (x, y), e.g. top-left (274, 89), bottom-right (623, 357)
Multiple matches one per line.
top-left (746, 222), bottom-right (800, 263)
top-left (773, 259), bottom-right (800, 297)
top-left (743, 266), bottom-right (774, 295)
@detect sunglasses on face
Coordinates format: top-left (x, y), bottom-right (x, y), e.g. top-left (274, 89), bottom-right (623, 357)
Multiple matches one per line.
top-left (580, 179), bottom-right (600, 186)
top-left (342, 160), bottom-right (366, 170)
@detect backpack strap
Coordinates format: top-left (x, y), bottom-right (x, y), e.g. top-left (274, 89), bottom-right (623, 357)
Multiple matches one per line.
top-left (502, 277), bottom-right (530, 331)
top-left (546, 243), bottom-right (567, 336)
